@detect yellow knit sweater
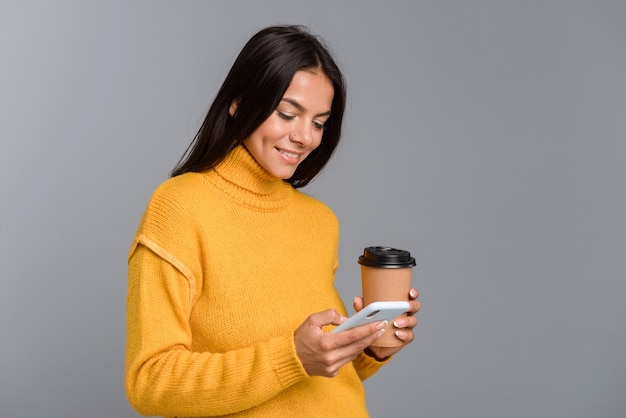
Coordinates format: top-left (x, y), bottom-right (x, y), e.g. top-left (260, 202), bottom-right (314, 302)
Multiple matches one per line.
top-left (126, 145), bottom-right (387, 417)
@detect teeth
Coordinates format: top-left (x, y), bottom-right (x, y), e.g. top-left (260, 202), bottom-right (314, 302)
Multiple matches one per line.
top-left (279, 150), bottom-right (299, 158)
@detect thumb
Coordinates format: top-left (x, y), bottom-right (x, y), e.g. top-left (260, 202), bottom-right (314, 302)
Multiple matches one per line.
top-left (309, 309), bottom-right (346, 328)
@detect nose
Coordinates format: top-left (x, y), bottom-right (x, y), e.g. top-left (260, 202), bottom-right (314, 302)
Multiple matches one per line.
top-left (290, 119), bottom-right (313, 147)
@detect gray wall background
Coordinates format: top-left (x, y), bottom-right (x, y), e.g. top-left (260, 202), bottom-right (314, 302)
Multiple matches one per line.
top-left (2, 1), bottom-right (625, 417)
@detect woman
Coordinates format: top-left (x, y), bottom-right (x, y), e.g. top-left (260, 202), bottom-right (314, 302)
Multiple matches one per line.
top-left (126, 25), bottom-right (420, 417)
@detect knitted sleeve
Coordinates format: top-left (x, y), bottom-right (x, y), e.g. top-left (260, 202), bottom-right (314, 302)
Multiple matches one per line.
top-left (125, 243), bottom-right (308, 417)
top-left (352, 351), bottom-right (392, 381)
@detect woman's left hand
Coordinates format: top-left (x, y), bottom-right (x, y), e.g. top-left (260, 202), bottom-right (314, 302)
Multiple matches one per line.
top-left (353, 288), bottom-right (421, 360)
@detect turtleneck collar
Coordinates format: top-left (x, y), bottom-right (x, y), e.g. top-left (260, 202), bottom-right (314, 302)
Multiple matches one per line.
top-left (203, 145), bottom-right (294, 210)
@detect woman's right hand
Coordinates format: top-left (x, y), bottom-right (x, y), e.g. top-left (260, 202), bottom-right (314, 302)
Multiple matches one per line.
top-left (294, 309), bottom-right (386, 377)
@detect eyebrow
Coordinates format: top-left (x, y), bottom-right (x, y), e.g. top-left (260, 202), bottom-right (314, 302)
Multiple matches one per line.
top-left (281, 97), bottom-right (331, 117)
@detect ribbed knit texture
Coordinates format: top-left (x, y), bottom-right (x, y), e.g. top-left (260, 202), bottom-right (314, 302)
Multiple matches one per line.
top-left (126, 145), bottom-right (387, 417)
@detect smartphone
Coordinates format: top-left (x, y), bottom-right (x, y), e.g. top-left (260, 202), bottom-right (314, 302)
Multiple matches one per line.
top-left (331, 301), bottom-right (410, 333)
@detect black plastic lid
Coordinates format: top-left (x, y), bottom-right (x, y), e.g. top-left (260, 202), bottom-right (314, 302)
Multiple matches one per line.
top-left (358, 246), bottom-right (416, 268)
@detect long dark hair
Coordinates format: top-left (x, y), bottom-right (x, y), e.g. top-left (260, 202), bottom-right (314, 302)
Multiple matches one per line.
top-left (170, 25), bottom-right (346, 188)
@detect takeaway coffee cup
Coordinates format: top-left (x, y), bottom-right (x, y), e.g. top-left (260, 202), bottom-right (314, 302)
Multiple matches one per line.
top-left (359, 246), bottom-right (416, 347)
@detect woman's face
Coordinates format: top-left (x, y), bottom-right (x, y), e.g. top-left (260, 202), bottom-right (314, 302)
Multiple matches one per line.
top-left (240, 70), bottom-right (334, 180)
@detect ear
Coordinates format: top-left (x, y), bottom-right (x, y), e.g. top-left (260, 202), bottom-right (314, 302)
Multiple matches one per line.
top-left (229, 98), bottom-right (240, 117)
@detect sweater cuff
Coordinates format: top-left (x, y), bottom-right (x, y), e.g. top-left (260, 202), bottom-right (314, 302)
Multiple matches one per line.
top-left (353, 350), bottom-right (392, 381)
top-left (268, 334), bottom-right (309, 389)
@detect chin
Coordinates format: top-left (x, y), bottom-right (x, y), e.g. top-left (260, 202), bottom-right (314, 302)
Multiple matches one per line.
top-left (269, 167), bottom-right (298, 180)
top-left (276, 172), bottom-right (297, 180)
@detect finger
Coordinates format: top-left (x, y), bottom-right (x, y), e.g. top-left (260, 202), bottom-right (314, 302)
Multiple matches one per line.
top-left (393, 315), bottom-right (418, 329)
top-left (394, 329), bottom-right (415, 343)
top-left (329, 324), bottom-right (388, 364)
top-left (353, 296), bottom-right (364, 312)
top-left (409, 288), bottom-right (419, 299)
top-left (405, 300), bottom-right (421, 315)
top-left (332, 320), bottom-right (387, 350)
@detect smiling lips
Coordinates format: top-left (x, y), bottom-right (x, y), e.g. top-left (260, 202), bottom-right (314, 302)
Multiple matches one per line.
top-left (277, 148), bottom-right (303, 163)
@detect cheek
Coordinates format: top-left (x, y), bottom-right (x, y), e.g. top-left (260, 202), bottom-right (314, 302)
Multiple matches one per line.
top-left (262, 115), bottom-right (289, 136)
top-left (248, 118), bottom-right (277, 141)
top-left (312, 133), bottom-right (324, 150)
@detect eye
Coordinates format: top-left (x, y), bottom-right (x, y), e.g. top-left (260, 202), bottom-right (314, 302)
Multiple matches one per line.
top-left (312, 120), bottom-right (327, 131)
top-left (277, 111), bottom-right (295, 121)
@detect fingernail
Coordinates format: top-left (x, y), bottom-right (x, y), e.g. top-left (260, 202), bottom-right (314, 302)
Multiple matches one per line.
top-left (377, 320), bottom-right (388, 330)
top-left (410, 289), bottom-right (417, 298)
top-left (395, 330), bottom-right (403, 339)
top-left (393, 320), bottom-right (401, 328)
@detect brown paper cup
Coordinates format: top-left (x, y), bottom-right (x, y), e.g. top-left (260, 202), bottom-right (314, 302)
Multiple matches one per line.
top-left (359, 247), bottom-right (416, 347)
top-left (361, 266), bottom-right (413, 347)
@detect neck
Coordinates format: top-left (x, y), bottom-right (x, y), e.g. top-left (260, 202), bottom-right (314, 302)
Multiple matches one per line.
top-left (205, 145), bottom-right (294, 210)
